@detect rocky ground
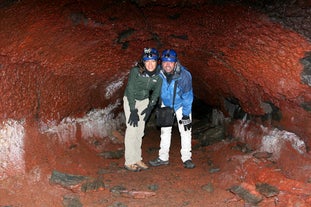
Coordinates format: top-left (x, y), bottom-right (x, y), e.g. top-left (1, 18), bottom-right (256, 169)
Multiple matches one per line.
top-left (1, 120), bottom-right (311, 207)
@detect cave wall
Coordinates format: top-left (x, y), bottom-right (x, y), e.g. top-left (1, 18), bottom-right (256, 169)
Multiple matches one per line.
top-left (0, 0), bottom-right (311, 175)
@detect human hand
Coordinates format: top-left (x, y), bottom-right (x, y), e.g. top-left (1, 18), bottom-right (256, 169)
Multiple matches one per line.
top-left (128, 109), bottom-right (139, 127)
top-left (141, 105), bottom-right (153, 121)
top-left (179, 115), bottom-right (192, 131)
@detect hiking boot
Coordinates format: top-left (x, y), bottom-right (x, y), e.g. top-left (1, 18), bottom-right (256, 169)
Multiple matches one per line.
top-left (149, 157), bottom-right (169, 167)
top-left (183, 160), bottom-right (195, 169)
top-left (124, 164), bottom-right (141, 172)
top-left (135, 161), bottom-right (149, 170)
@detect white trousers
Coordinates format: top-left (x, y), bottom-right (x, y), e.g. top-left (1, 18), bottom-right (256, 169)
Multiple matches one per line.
top-left (123, 96), bottom-right (148, 165)
top-left (159, 107), bottom-right (192, 162)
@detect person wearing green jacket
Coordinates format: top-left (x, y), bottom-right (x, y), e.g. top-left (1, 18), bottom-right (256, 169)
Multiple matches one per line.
top-left (123, 48), bottom-right (162, 172)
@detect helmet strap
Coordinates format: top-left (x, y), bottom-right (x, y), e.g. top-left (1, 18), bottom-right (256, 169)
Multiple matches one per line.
top-left (175, 62), bottom-right (181, 74)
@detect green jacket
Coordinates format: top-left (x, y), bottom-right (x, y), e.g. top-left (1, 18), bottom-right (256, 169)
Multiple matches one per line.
top-left (124, 66), bottom-right (162, 111)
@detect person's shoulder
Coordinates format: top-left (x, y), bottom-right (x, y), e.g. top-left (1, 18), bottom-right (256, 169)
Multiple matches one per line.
top-left (180, 65), bottom-right (192, 76)
top-left (130, 66), bottom-right (140, 73)
top-left (158, 68), bottom-right (165, 76)
top-left (153, 71), bottom-right (163, 81)
top-left (154, 66), bottom-right (161, 74)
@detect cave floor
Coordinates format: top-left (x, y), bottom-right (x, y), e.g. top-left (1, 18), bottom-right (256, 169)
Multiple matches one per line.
top-left (0, 126), bottom-right (310, 207)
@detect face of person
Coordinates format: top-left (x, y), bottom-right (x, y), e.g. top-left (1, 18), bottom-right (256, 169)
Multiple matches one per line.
top-left (144, 60), bottom-right (157, 72)
top-left (162, 61), bottom-right (176, 74)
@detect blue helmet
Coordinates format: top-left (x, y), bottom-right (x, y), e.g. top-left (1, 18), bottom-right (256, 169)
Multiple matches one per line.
top-left (161, 49), bottom-right (177, 62)
top-left (142, 48), bottom-right (159, 61)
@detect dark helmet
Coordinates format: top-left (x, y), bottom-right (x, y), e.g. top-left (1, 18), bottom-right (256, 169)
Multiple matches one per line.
top-left (161, 49), bottom-right (177, 62)
top-left (142, 48), bottom-right (159, 61)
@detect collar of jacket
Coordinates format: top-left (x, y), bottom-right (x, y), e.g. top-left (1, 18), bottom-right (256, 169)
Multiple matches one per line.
top-left (138, 66), bottom-right (160, 77)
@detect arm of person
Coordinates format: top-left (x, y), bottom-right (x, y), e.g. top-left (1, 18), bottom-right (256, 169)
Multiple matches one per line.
top-left (126, 67), bottom-right (139, 110)
top-left (181, 89), bottom-right (193, 116)
top-left (149, 77), bottom-right (163, 107)
top-left (179, 69), bottom-right (194, 116)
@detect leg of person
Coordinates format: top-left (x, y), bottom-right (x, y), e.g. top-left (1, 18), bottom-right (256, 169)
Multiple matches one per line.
top-left (123, 96), bottom-right (141, 172)
top-left (176, 108), bottom-right (195, 169)
top-left (134, 98), bottom-right (149, 170)
top-left (149, 125), bottom-right (172, 166)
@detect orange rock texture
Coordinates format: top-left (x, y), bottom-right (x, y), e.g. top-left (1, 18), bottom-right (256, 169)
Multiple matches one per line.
top-left (0, 0), bottom-right (311, 172)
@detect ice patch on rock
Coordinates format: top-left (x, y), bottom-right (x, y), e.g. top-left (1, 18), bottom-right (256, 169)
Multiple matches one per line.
top-left (212, 109), bottom-right (225, 126)
top-left (105, 78), bottom-right (124, 99)
top-left (233, 119), bottom-right (251, 143)
top-left (43, 117), bottom-right (77, 143)
top-left (260, 128), bottom-right (306, 159)
top-left (78, 101), bottom-right (123, 140)
top-left (0, 119), bottom-right (25, 177)
top-left (40, 100), bottom-right (124, 143)
top-left (233, 120), bottom-right (306, 160)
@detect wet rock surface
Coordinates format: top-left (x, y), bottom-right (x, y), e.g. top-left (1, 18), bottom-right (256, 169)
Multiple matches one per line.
top-left (230, 184), bottom-right (263, 205)
top-left (50, 170), bottom-right (89, 188)
top-left (63, 194), bottom-right (83, 207)
top-left (1, 0), bottom-right (311, 206)
top-left (256, 183), bottom-right (279, 198)
top-left (50, 170), bottom-right (105, 193)
top-left (1, 127), bottom-right (311, 206)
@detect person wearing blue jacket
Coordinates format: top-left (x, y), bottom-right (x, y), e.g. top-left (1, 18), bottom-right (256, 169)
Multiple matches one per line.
top-left (149, 49), bottom-right (195, 169)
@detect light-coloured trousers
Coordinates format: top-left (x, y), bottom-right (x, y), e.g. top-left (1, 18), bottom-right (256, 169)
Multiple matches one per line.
top-left (159, 107), bottom-right (192, 162)
top-left (123, 96), bottom-right (148, 165)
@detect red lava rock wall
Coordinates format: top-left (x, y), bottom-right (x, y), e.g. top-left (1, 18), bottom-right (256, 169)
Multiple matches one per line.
top-left (0, 1), bottom-right (128, 122)
top-left (186, 5), bottom-right (311, 145)
top-left (0, 0), bottom-right (311, 173)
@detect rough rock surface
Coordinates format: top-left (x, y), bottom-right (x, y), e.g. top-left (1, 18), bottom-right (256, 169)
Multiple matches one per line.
top-left (1, 0), bottom-right (311, 206)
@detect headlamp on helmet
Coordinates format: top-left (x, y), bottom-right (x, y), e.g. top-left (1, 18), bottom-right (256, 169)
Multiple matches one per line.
top-left (142, 48), bottom-right (159, 61)
top-left (161, 49), bottom-right (177, 62)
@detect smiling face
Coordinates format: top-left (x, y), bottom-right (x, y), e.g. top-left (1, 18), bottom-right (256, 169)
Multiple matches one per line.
top-left (144, 60), bottom-right (157, 72)
top-left (162, 61), bottom-right (176, 74)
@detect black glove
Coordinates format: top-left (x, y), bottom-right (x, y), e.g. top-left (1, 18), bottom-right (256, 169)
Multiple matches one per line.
top-left (179, 115), bottom-right (192, 131)
top-left (141, 105), bottom-right (154, 121)
top-left (128, 109), bottom-right (139, 127)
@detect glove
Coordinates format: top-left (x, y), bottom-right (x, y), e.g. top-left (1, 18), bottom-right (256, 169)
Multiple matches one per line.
top-left (128, 109), bottom-right (139, 127)
top-left (141, 105), bottom-right (154, 121)
top-left (179, 115), bottom-right (192, 131)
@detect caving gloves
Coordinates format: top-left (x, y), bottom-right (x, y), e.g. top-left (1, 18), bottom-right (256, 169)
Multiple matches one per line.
top-left (141, 105), bottom-right (154, 121)
top-left (179, 115), bottom-right (192, 131)
top-left (128, 109), bottom-right (139, 127)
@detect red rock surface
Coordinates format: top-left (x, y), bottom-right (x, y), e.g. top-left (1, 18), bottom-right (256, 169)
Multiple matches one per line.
top-left (1, 0), bottom-right (311, 137)
top-left (1, 0), bottom-right (311, 206)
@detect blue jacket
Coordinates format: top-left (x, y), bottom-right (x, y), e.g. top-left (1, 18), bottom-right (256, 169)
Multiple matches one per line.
top-left (159, 62), bottom-right (193, 116)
